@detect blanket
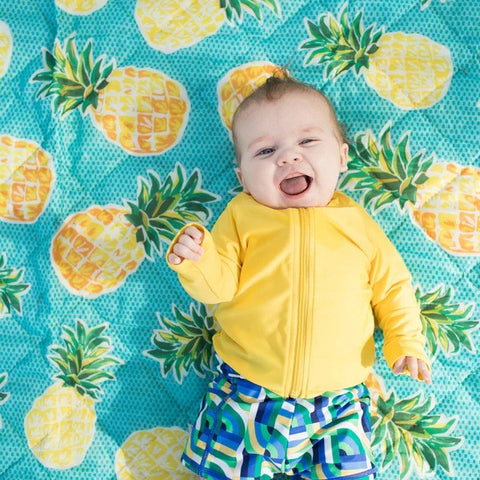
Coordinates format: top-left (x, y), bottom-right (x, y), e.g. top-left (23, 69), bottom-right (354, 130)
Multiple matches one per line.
top-left (0, 0), bottom-right (478, 478)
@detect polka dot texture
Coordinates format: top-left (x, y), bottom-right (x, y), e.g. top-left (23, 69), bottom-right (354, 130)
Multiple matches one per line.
top-left (0, 0), bottom-right (478, 478)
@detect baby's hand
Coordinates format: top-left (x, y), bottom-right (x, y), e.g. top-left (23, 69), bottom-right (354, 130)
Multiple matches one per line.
top-left (393, 356), bottom-right (432, 385)
top-left (168, 226), bottom-right (204, 265)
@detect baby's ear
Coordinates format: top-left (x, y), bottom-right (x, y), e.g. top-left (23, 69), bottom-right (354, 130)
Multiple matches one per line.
top-left (339, 143), bottom-right (349, 172)
top-left (234, 166), bottom-right (244, 187)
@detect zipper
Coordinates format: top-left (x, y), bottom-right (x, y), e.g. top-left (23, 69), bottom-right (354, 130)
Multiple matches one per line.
top-left (289, 208), bottom-right (312, 397)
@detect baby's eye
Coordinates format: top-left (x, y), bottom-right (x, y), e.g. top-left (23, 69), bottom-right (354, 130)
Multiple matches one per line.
top-left (256, 147), bottom-right (275, 156)
top-left (300, 138), bottom-right (316, 145)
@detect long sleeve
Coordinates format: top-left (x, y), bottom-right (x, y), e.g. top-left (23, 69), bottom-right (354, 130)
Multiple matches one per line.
top-left (367, 216), bottom-right (430, 370)
top-left (166, 204), bottom-right (242, 304)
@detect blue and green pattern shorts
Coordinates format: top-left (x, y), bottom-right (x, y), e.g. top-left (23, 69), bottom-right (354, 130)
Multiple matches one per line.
top-left (182, 363), bottom-right (376, 480)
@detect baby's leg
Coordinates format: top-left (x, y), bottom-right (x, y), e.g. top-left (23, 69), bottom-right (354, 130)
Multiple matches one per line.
top-left (182, 362), bottom-right (280, 479)
top-left (293, 384), bottom-right (376, 479)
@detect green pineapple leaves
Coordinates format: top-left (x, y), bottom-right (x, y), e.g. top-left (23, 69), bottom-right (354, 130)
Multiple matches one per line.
top-left (340, 123), bottom-right (433, 211)
top-left (220, 0), bottom-right (281, 25)
top-left (49, 320), bottom-right (122, 400)
top-left (32, 35), bottom-right (115, 117)
top-left (0, 373), bottom-right (9, 406)
top-left (421, 0), bottom-right (439, 9)
top-left (0, 254), bottom-right (30, 318)
top-left (145, 303), bottom-right (218, 384)
top-left (372, 390), bottom-right (462, 479)
top-left (0, 372), bottom-right (8, 430)
top-left (124, 163), bottom-right (219, 260)
top-left (370, 283), bottom-right (471, 480)
top-left (417, 285), bottom-right (477, 359)
top-left (301, 2), bottom-right (384, 79)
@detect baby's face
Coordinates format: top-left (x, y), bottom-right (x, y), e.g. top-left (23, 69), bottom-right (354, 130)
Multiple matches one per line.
top-left (234, 90), bottom-right (348, 209)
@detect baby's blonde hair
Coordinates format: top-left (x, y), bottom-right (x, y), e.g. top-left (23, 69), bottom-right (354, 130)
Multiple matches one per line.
top-left (231, 69), bottom-right (347, 162)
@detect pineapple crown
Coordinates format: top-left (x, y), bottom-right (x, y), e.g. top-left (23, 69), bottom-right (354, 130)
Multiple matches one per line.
top-left (32, 35), bottom-right (115, 117)
top-left (220, 0), bottom-right (281, 25)
top-left (421, 0), bottom-right (442, 9)
top-left (339, 123), bottom-right (434, 211)
top-left (145, 303), bottom-right (218, 384)
top-left (124, 163), bottom-right (219, 260)
top-left (0, 373), bottom-right (9, 405)
top-left (49, 320), bottom-right (122, 401)
top-left (0, 254), bottom-right (30, 318)
top-left (300, 2), bottom-right (384, 79)
top-left (372, 390), bottom-right (462, 477)
top-left (416, 285), bottom-right (477, 360)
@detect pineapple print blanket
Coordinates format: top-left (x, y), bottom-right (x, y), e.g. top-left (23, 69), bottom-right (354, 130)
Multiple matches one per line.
top-left (0, 0), bottom-right (478, 479)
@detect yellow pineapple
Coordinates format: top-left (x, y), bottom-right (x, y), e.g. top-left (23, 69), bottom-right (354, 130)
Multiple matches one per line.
top-left (135, 0), bottom-right (281, 53)
top-left (0, 135), bottom-right (55, 223)
top-left (135, 0), bottom-right (224, 53)
top-left (0, 20), bottom-right (12, 78)
top-left (51, 164), bottom-right (218, 297)
top-left (55, 0), bottom-right (108, 15)
top-left (301, 4), bottom-right (452, 109)
top-left (51, 206), bottom-right (145, 297)
top-left (115, 426), bottom-right (196, 479)
top-left (217, 61), bottom-right (282, 131)
top-left (340, 123), bottom-right (480, 255)
top-left (363, 32), bottom-right (451, 108)
top-left (25, 320), bottom-right (121, 469)
top-left (413, 163), bottom-right (479, 254)
top-left (32, 36), bottom-right (189, 156)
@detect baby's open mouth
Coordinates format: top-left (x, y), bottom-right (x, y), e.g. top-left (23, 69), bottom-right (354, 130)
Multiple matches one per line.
top-left (279, 175), bottom-right (312, 196)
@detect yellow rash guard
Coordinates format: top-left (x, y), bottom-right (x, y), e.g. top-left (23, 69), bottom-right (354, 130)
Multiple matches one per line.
top-left (167, 192), bottom-right (429, 398)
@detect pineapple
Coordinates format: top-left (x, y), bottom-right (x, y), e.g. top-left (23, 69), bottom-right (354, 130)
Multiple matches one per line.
top-left (145, 302), bottom-right (218, 383)
top-left (0, 373), bottom-right (9, 431)
top-left (0, 253), bottom-right (30, 317)
top-left (55, 0), bottom-right (108, 15)
top-left (340, 123), bottom-right (480, 255)
top-left (371, 389), bottom-right (462, 479)
top-left (300, 3), bottom-right (452, 109)
top-left (32, 36), bottom-right (189, 156)
top-left (24, 320), bottom-right (122, 469)
top-left (51, 205), bottom-right (145, 297)
top-left (135, 0), bottom-right (281, 54)
top-left (0, 135), bottom-right (55, 223)
top-left (115, 426), bottom-right (196, 479)
top-left (51, 163), bottom-right (218, 297)
top-left (0, 20), bottom-right (12, 78)
top-left (366, 371), bottom-right (462, 478)
top-left (217, 61), bottom-right (282, 131)
top-left (416, 285), bottom-right (477, 359)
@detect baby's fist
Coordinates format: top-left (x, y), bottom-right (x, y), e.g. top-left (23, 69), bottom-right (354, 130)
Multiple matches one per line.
top-left (168, 226), bottom-right (204, 265)
top-left (393, 356), bottom-right (431, 385)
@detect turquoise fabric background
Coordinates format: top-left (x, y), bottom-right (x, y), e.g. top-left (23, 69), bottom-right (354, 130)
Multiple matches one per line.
top-left (0, 0), bottom-right (478, 478)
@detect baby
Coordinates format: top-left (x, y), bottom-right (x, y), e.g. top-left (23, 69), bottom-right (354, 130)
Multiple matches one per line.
top-left (167, 72), bottom-right (431, 480)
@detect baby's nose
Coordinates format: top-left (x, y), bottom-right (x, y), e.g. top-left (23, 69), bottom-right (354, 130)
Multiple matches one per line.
top-left (278, 148), bottom-right (301, 165)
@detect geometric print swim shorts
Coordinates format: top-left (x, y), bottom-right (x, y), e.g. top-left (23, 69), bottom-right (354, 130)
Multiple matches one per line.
top-left (182, 362), bottom-right (376, 480)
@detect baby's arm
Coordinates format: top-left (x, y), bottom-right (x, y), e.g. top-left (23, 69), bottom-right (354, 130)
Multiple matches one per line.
top-left (166, 204), bottom-right (242, 304)
top-left (364, 210), bottom-right (431, 384)
top-left (168, 226), bottom-right (204, 264)
top-left (393, 356), bottom-right (432, 385)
